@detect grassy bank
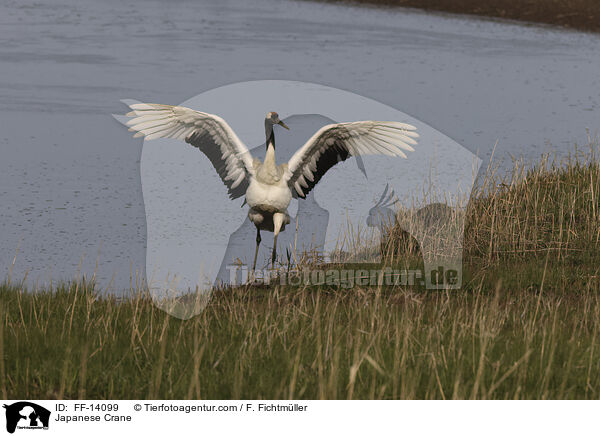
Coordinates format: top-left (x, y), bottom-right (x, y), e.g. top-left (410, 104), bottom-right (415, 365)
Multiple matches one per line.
top-left (1, 147), bottom-right (599, 399)
top-left (311, 0), bottom-right (600, 33)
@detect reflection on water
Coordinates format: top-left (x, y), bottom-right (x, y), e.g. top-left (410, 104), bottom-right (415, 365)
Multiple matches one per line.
top-left (1, 0), bottom-right (599, 290)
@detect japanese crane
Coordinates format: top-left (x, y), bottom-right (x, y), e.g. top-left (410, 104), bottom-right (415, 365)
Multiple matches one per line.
top-left (122, 102), bottom-right (418, 276)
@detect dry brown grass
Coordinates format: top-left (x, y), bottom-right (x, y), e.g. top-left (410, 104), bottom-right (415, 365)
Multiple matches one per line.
top-left (1, 145), bottom-right (599, 399)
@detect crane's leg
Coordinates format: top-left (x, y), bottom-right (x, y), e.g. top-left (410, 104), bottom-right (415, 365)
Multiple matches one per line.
top-left (272, 213), bottom-right (285, 267)
top-left (251, 227), bottom-right (261, 281)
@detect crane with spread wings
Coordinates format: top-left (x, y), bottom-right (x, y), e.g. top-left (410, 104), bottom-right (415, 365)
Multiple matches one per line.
top-left (123, 102), bottom-right (418, 275)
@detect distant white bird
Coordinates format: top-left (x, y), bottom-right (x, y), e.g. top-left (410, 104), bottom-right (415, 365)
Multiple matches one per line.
top-left (123, 102), bottom-right (418, 275)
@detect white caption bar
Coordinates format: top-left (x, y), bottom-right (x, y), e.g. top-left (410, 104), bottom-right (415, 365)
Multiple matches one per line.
top-left (2, 400), bottom-right (598, 435)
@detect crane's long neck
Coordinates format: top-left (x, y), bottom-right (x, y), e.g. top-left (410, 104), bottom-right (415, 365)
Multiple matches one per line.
top-left (264, 121), bottom-right (276, 168)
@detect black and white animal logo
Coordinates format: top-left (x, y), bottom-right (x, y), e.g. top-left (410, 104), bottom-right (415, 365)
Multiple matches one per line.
top-left (3, 402), bottom-right (50, 434)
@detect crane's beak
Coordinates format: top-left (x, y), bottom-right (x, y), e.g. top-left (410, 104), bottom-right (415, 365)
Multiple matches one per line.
top-left (278, 120), bottom-right (290, 130)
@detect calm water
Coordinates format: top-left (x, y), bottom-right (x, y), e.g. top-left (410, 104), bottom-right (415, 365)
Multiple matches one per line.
top-left (1, 0), bottom-right (599, 290)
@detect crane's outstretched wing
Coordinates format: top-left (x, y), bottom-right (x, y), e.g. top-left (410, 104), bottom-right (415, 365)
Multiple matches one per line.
top-left (285, 121), bottom-right (418, 198)
top-left (123, 101), bottom-right (255, 199)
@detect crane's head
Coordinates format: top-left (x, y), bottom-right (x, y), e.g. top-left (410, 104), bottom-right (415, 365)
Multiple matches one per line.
top-left (265, 111), bottom-right (289, 130)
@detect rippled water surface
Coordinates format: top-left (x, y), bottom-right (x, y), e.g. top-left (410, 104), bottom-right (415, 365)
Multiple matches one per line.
top-left (1, 0), bottom-right (599, 290)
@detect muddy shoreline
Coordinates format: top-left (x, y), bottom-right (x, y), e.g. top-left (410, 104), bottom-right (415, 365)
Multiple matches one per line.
top-left (313, 0), bottom-right (600, 33)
